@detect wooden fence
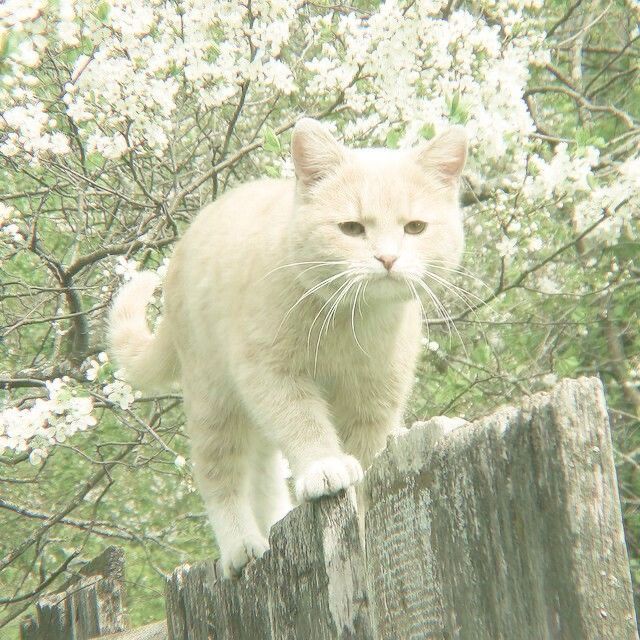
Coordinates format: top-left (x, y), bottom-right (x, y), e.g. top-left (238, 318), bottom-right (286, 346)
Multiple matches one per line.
top-left (20, 377), bottom-right (638, 639)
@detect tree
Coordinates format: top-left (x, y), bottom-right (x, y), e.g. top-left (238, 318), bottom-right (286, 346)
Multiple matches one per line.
top-left (1, 0), bottom-right (638, 633)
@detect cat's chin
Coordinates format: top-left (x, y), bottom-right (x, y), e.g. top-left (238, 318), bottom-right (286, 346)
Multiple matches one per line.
top-left (362, 273), bottom-right (415, 303)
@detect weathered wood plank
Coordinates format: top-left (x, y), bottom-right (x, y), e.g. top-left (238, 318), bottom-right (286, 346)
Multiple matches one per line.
top-left (20, 547), bottom-right (127, 640)
top-left (363, 377), bottom-right (637, 639)
top-left (91, 620), bottom-right (168, 640)
top-left (165, 489), bottom-right (372, 640)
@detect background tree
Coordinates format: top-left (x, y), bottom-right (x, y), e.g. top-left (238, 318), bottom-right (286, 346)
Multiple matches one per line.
top-left (1, 0), bottom-right (638, 635)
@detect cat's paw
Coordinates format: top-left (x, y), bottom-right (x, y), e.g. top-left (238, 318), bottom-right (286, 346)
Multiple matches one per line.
top-left (222, 534), bottom-right (269, 578)
top-left (295, 455), bottom-right (363, 502)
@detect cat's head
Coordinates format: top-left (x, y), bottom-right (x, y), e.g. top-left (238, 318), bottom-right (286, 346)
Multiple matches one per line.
top-left (289, 117), bottom-right (467, 304)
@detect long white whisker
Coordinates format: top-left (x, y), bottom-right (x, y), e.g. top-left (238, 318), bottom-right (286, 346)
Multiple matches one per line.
top-left (306, 277), bottom-right (354, 353)
top-left (405, 278), bottom-right (430, 344)
top-left (413, 277), bottom-right (457, 354)
top-left (313, 278), bottom-right (358, 375)
top-left (260, 260), bottom-right (348, 281)
top-left (427, 261), bottom-right (491, 290)
top-left (415, 277), bottom-right (468, 356)
top-left (325, 277), bottom-right (357, 336)
top-left (297, 262), bottom-right (350, 279)
top-left (350, 281), bottom-right (367, 356)
top-left (423, 270), bottom-right (486, 308)
top-left (274, 269), bottom-right (357, 344)
top-left (357, 280), bottom-right (366, 319)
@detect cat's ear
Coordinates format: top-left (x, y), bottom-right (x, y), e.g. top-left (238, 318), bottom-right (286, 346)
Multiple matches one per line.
top-left (413, 126), bottom-right (468, 184)
top-left (291, 118), bottom-right (345, 187)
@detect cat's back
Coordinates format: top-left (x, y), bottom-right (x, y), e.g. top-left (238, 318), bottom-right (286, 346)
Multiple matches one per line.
top-left (172, 177), bottom-right (294, 270)
top-left (164, 178), bottom-right (294, 320)
top-left (190, 177), bottom-right (294, 238)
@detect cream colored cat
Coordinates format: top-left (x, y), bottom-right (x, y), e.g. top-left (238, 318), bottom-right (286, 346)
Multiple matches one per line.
top-left (109, 118), bottom-right (467, 577)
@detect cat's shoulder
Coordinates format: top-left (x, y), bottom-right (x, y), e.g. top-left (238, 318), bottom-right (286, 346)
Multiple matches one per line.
top-left (213, 177), bottom-right (294, 209)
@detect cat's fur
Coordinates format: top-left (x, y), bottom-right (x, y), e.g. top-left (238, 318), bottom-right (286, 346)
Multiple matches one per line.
top-left (109, 118), bottom-right (467, 577)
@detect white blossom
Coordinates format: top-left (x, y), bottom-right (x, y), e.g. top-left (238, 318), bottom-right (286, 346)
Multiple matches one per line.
top-left (0, 378), bottom-right (96, 456)
top-left (496, 236), bottom-right (518, 259)
top-left (115, 257), bottom-right (140, 282)
top-left (103, 375), bottom-right (136, 410)
top-left (85, 360), bottom-right (100, 381)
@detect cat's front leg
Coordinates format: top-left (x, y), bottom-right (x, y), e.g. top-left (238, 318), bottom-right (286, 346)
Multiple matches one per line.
top-left (236, 365), bottom-right (363, 502)
top-left (340, 421), bottom-right (394, 471)
top-left (335, 401), bottom-right (406, 470)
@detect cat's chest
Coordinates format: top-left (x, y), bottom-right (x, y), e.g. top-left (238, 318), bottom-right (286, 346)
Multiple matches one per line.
top-left (304, 302), bottom-right (421, 379)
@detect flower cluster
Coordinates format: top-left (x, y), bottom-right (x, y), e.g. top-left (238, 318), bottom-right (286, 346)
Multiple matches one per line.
top-left (103, 373), bottom-right (138, 410)
top-left (0, 378), bottom-right (96, 462)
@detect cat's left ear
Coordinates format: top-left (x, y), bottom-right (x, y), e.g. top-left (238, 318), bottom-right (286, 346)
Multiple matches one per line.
top-left (413, 126), bottom-right (468, 184)
top-left (291, 118), bottom-right (345, 187)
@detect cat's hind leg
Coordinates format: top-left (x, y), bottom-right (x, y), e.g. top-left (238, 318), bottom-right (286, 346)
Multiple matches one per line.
top-left (187, 394), bottom-right (268, 578)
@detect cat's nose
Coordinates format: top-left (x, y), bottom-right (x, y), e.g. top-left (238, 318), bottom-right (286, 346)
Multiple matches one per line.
top-left (375, 254), bottom-right (397, 271)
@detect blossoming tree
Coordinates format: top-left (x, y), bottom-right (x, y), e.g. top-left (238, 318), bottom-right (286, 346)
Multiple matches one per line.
top-left (1, 0), bottom-right (638, 630)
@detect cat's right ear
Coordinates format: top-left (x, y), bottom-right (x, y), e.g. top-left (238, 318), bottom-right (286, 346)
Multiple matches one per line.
top-left (291, 118), bottom-right (345, 188)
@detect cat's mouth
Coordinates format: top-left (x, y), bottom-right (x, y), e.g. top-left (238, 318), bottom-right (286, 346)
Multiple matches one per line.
top-left (368, 269), bottom-right (404, 281)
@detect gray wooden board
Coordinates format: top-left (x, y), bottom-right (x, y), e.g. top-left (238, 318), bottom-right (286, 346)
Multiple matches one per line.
top-left (21, 576), bottom-right (126, 640)
top-left (363, 377), bottom-right (638, 639)
top-left (20, 547), bottom-right (128, 640)
top-left (90, 620), bottom-right (168, 640)
top-left (165, 489), bottom-right (372, 639)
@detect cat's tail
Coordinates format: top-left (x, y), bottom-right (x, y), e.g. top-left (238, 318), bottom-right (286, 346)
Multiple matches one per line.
top-left (108, 271), bottom-right (180, 392)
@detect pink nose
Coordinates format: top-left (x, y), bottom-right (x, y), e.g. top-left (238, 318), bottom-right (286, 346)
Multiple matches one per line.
top-left (375, 255), bottom-right (397, 271)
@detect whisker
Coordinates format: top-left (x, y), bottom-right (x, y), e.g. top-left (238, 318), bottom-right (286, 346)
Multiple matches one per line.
top-left (260, 260), bottom-right (348, 281)
top-left (350, 281), bottom-right (368, 356)
top-left (313, 278), bottom-right (358, 375)
top-left (427, 260), bottom-right (491, 290)
top-left (325, 277), bottom-right (358, 336)
top-left (414, 277), bottom-right (468, 356)
top-left (274, 268), bottom-right (357, 344)
top-left (356, 281), bottom-right (366, 319)
top-left (405, 278), bottom-right (430, 344)
top-left (423, 270), bottom-right (486, 308)
top-left (306, 277), bottom-right (354, 353)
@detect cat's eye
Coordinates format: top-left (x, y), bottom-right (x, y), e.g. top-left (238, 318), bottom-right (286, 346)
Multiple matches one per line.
top-left (404, 220), bottom-right (427, 235)
top-left (339, 221), bottom-right (366, 236)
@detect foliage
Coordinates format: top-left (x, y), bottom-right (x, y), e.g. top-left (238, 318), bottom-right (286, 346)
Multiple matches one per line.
top-left (0, 0), bottom-right (638, 634)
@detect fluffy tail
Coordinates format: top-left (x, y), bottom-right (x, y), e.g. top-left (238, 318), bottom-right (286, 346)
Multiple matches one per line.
top-left (108, 271), bottom-right (180, 391)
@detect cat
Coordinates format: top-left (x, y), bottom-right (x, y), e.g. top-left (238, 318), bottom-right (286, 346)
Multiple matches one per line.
top-left (108, 117), bottom-right (467, 577)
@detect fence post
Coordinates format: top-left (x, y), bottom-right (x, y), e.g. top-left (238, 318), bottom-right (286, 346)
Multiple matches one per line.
top-left (20, 546), bottom-right (127, 640)
top-left (165, 488), bottom-right (372, 639)
top-left (363, 376), bottom-right (637, 639)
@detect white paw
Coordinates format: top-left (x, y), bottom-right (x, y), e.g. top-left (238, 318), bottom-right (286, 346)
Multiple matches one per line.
top-left (295, 455), bottom-right (363, 502)
top-left (222, 534), bottom-right (269, 578)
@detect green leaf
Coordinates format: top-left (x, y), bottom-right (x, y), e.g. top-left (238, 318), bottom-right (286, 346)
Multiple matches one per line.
top-left (471, 343), bottom-right (491, 365)
top-left (448, 92), bottom-right (470, 124)
top-left (0, 31), bottom-right (17, 63)
top-left (263, 128), bottom-right (281, 154)
top-left (96, 2), bottom-right (110, 23)
top-left (419, 123), bottom-right (435, 140)
top-left (575, 127), bottom-right (606, 149)
top-left (557, 355), bottom-right (580, 377)
top-left (385, 128), bottom-right (403, 149)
